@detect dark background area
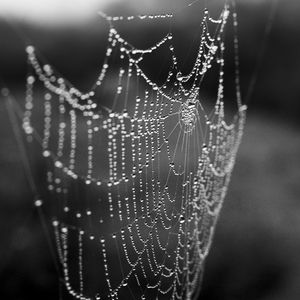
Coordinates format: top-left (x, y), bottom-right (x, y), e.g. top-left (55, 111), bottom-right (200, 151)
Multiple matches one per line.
top-left (0, 0), bottom-right (300, 299)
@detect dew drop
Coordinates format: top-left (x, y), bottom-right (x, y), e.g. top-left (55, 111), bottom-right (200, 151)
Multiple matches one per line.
top-left (27, 76), bottom-right (35, 84)
top-left (26, 45), bottom-right (35, 54)
top-left (43, 150), bottom-right (51, 157)
top-left (55, 160), bottom-right (63, 168)
top-left (34, 199), bottom-right (43, 207)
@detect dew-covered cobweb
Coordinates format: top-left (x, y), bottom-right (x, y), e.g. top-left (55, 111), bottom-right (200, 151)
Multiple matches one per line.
top-left (22, 2), bottom-right (247, 299)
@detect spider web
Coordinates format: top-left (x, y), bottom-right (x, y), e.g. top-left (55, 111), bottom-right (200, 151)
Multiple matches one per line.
top-left (22, 2), bottom-right (247, 299)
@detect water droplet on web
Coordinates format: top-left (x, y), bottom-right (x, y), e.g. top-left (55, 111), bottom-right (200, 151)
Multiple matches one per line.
top-left (176, 72), bottom-right (183, 81)
top-left (43, 150), bottom-right (50, 157)
top-left (26, 45), bottom-right (35, 54)
top-left (54, 160), bottom-right (63, 168)
top-left (43, 64), bottom-right (52, 75)
top-left (27, 76), bottom-right (35, 84)
top-left (34, 199), bottom-right (43, 207)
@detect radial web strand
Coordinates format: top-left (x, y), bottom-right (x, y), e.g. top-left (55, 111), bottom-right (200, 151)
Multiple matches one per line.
top-left (22, 2), bottom-right (247, 300)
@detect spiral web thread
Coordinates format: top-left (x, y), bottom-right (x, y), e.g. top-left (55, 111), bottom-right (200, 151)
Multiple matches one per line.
top-left (23, 2), bottom-right (247, 300)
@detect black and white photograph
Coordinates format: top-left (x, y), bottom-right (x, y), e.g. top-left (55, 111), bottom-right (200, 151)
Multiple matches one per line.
top-left (0, 0), bottom-right (299, 299)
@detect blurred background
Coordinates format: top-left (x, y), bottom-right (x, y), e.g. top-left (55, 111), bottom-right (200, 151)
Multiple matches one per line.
top-left (0, 0), bottom-right (300, 299)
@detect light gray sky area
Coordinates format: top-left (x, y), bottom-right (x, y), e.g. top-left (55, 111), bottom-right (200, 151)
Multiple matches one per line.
top-left (0, 0), bottom-right (117, 25)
